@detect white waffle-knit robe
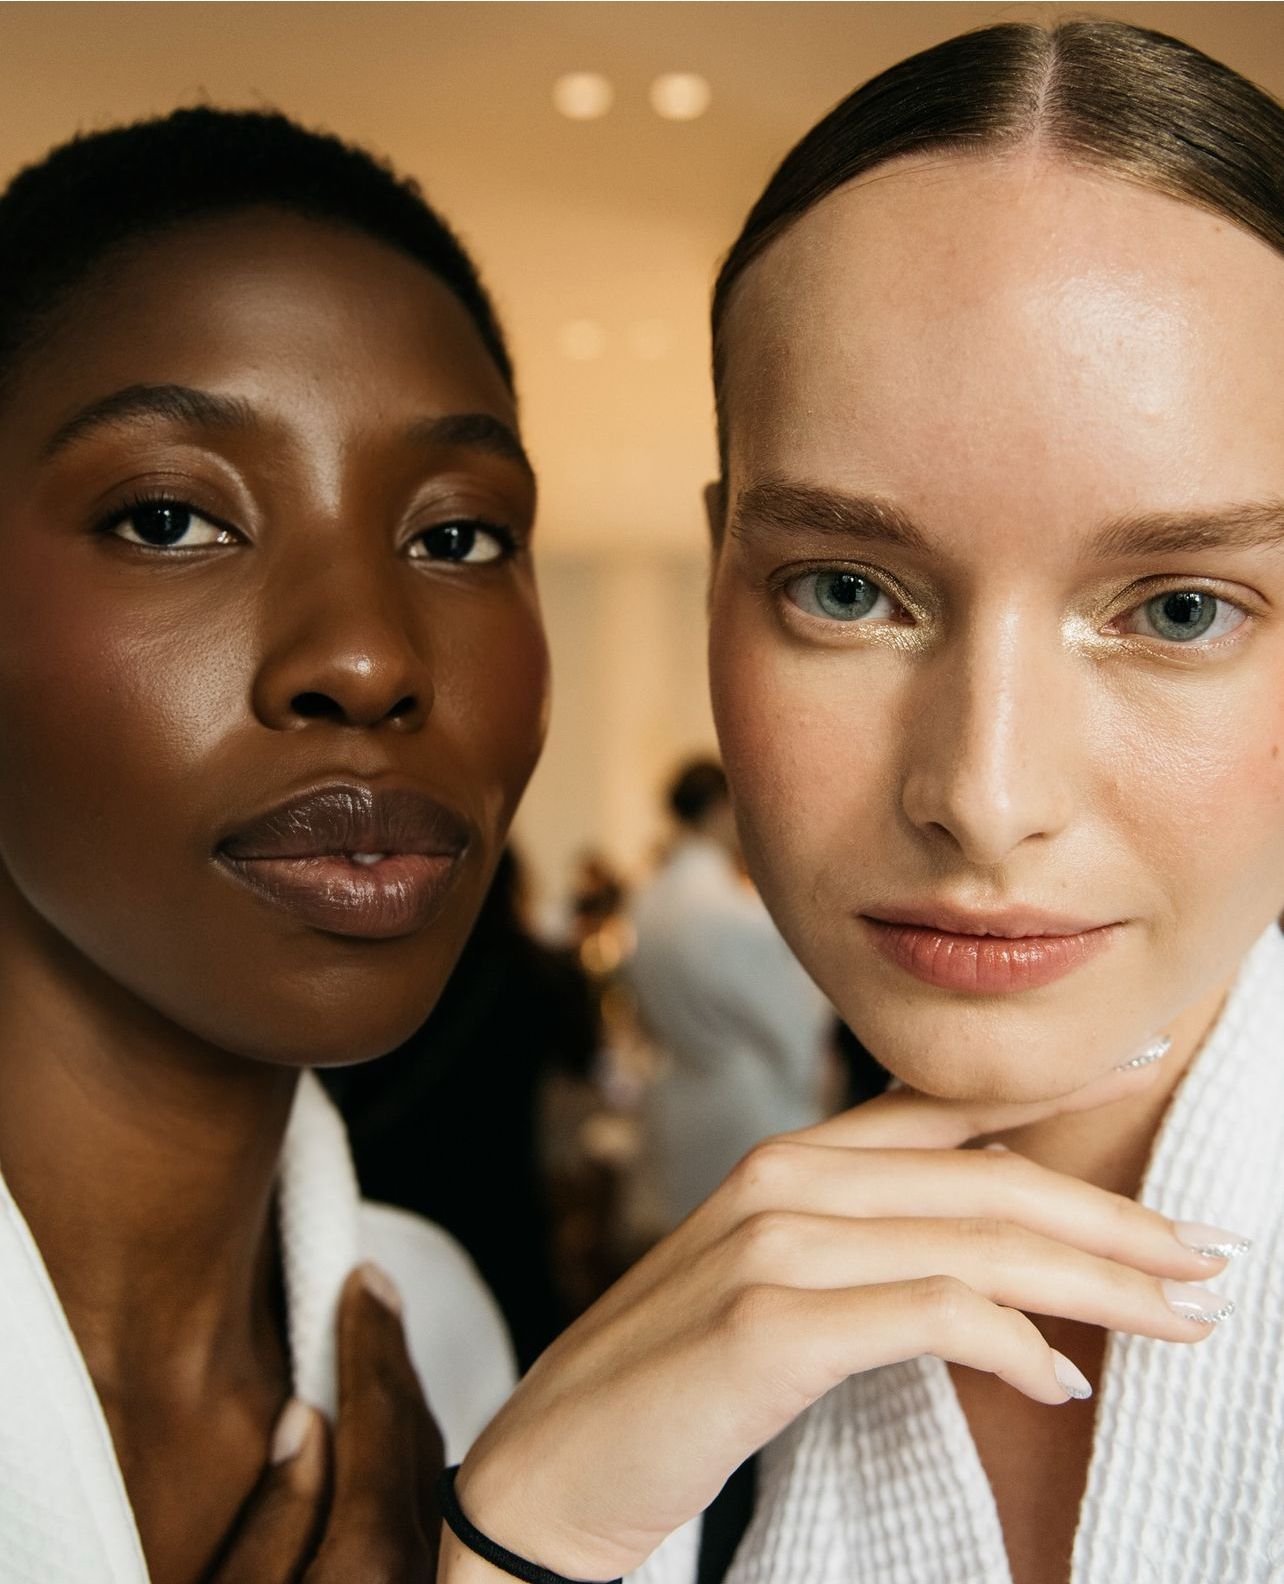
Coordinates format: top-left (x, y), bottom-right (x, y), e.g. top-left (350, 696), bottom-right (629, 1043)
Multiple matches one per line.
top-left (0, 1072), bottom-right (514, 1584)
top-left (634, 925), bottom-right (1284, 1584)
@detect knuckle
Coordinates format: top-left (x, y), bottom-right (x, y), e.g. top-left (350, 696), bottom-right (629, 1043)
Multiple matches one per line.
top-left (910, 1273), bottom-right (973, 1328)
top-left (726, 1137), bottom-right (797, 1207)
top-left (734, 1209), bottom-right (798, 1272)
top-left (722, 1280), bottom-right (787, 1342)
top-left (956, 1215), bottom-right (1020, 1258)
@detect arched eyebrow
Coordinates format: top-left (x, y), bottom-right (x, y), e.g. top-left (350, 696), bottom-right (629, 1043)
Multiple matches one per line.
top-left (1089, 502), bottom-right (1284, 558)
top-left (731, 478), bottom-right (1284, 558)
top-left (41, 382), bottom-right (533, 477)
top-left (42, 383), bottom-right (256, 457)
top-left (729, 480), bottom-right (932, 553)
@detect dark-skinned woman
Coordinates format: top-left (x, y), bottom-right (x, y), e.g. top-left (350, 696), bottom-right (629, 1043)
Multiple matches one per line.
top-left (0, 108), bottom-right (547, 1583)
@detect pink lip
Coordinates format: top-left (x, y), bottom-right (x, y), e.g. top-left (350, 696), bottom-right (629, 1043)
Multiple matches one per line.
top-left (861, 904), bottom-right (1122, 993)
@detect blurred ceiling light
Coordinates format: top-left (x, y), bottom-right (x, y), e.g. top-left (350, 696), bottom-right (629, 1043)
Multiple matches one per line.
top-left (553, 72), bottom-right (614, 120)
top-left (627, 320), bottom-right (673, 360)
top-left (649, 72), bottom-right (712, 121)
top-left (558, 319), bottom-right (607, 361)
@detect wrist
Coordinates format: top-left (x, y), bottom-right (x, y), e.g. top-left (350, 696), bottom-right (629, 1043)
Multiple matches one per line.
top-left (449, 1461), bottom-right (627, 1584)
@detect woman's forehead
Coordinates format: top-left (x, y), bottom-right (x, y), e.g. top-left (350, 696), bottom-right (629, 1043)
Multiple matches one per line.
top-left (720, 154), bottom-right (1284, 533)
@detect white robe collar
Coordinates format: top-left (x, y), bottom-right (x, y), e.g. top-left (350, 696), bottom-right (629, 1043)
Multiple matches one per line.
top-left (724, 925), bottom-right (1284, 1584)
top-left (0, 1072), bottom-right (358, 1584)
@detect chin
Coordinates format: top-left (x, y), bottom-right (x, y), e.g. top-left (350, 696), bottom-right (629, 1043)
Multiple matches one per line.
top-left (837, 989), bottom-right (1139, 1106)
top-left (176, 971), bottom-right (450, 1070)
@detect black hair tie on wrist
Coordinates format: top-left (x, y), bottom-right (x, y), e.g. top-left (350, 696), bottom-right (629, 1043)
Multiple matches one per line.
top-left (436, 1465), bottom-right (624, 1584)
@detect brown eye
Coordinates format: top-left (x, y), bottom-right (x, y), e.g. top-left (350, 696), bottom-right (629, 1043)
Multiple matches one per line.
top-left (106, 500), bottom-right (235, 549)
top-left (409, 521), bottom-right (513, 565)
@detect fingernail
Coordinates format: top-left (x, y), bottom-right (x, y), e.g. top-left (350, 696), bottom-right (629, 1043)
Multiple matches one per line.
top-left (1162, 1280), bottom-right (1235, 1324)
top-left (360, 1261), bottom-right (403, 1316)
top-left (1051, 1350), bottom-right (1093, 1401)
top-left (270, 1399), bottom-right (314, 1464)
top-left (1173, 1222), bottom-right (1253, 1260)
top-left (1116, 1035), bottom-right (1171, 1072)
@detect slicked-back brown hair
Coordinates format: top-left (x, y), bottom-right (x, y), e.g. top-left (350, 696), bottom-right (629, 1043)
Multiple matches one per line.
top-left (711, 19), bottom-right (1284, 469)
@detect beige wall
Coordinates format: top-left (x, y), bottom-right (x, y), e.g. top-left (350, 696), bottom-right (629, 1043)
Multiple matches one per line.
top-left (513, 551), bottom-right (717, 903)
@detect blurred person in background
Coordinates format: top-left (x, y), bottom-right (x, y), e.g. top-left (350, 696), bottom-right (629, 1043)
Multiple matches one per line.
top-left (325, 847), bottom-right (602, 1371)
top-left (627, 759), bottom-right (832, 1231)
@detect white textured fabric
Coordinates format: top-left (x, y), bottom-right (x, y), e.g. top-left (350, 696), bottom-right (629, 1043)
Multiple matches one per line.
top-left (631, 925), bottom-right (1284, 1584)
top-left (0, 1071), bottom-right (514, 1583)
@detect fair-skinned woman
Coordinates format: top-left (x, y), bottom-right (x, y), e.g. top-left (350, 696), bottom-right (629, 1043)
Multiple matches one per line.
top-left (430, 21), bottom-right (1284, 1584)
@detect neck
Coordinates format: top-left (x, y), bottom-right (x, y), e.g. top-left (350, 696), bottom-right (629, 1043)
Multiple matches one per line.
top-left (995, 975), bottom-right (1235, 1197)
top-left (0, 905), bottom-right (297, 1404)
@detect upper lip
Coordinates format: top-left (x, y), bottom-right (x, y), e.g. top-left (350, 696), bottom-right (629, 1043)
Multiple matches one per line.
top-left (217, 782), bottom-right (472, 861)
top-left (862, 901), bottom-right (1117, 939)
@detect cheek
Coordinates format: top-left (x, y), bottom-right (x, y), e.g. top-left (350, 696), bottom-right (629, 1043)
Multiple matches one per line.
top-left (709, 580), bottom-right (893, 922)
top-left (0, 572), bottom-right (246, 903)
top-left (436, 590), bottom-right (549, 837)
top-left (1114, 669), bottom-right (1284, 931)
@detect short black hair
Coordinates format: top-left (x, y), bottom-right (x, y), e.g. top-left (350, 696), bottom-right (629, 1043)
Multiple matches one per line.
top-left (667, 758), bottom-right (728, 827)
top-left (0, 105), bottom-right (514, 398)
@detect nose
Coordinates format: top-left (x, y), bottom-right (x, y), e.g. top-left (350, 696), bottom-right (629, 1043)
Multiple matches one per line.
top-left (899, 609), bottom-right (1074, 866)
top-left (252, 553), bottom-right (433, 734)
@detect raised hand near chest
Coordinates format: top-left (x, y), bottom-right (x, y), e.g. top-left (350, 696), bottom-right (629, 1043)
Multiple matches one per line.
top-left (208, 1265), bottom-right (443, 1584)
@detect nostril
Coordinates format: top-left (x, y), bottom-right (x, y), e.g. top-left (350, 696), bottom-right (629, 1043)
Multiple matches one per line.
top-left (291, 691), bottom-right (342, 720)
top-left (387, 695), bottom-right (417, 721)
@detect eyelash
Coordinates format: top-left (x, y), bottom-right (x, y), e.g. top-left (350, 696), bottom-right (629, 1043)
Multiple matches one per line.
top-left (93, 489), bottom-right (240, 548)
top-left (778, 564), bottom-right (1253, 650)
top-left (93, 492), bottom-right (520, 565)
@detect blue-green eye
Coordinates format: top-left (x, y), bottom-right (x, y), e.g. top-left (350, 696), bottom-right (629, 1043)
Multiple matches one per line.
top-left (1125, 590), bottom-right (1244, 644)
top-left (409, 521), bottom-right (514, 565)
top-left (785, 569), bottom-right (894, 623)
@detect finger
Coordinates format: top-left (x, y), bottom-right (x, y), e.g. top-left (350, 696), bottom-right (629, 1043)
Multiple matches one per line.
top-left (800, 1047), bottom-right (1168, 1151)
top-left (207, 1401), bottom-right (327, 1584)
top-left (737, 1277), bottom-right (1085, 1408)
top-left (330, 1264), bottom-right (428, 1528)
top-left (720, 1211), bottom-right (1233, 1342)
top-left (713, 1135), bottom-right (1243, 1279)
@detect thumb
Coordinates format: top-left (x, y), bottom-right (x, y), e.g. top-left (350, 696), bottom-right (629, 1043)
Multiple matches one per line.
top-left (206, 1400), bottom-right (328, 1584)
top-left (803, 1034), bottom-right (1171, 1150)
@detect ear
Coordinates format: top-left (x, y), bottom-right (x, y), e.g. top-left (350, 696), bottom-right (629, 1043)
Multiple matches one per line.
top-left (703, 478), bottom-right (726, 549)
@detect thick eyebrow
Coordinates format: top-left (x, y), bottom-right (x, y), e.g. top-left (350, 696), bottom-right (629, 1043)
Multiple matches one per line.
top-left (730, 478), bottom-right (933, 554)
top-left (1088, 501), bottom-right (1284, 559)
top-left (404, 411), bottom-right (533, 478)
top-left (42, 383), bottom-right (255, 458)
top-left (731, 479), bottom-right (1284, 563)
top-left (41, 384), bottom-right (533, 479)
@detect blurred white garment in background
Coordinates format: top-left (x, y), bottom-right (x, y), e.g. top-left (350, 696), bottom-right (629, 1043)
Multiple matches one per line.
top-left (627, 837), bottom-right (832, 1229)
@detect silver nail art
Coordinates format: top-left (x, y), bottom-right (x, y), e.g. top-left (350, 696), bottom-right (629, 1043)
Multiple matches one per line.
top-left (1116, 1035), bottom-right (1172, 1071)
top-left (1174, 1221), bottom-right (1254, 1260)
top-left (1162, 1279), bottom-right (1236, 1324)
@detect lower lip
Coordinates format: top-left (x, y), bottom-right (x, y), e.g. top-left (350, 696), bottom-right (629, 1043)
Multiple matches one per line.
top-left (217, 852), bottom-right (462, 940)
top-left (863, 919), bottom-right (1119, 993)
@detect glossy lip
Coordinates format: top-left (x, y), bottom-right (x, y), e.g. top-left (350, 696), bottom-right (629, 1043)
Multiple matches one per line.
top-left (215, 782), bottom-right (473, 940)
top-left (860, 902), bottom-right (1123, 994)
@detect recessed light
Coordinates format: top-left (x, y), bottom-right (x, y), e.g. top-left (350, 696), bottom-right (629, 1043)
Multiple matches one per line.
top-left (558, 320), bottom-right (607, 361)
top-left (553, 72), bottom-right (614, 121)
top-left (649, 72), bottom-right (711, 121)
